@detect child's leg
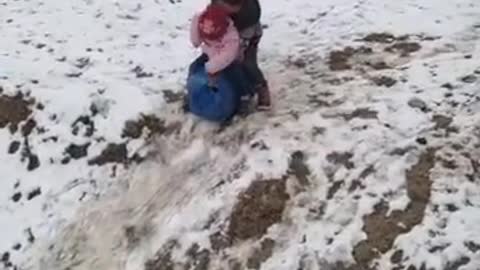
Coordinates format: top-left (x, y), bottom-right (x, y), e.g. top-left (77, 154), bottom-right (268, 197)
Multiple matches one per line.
top-left (240, 24), bottom-right (266, 85)
top-left (223, 62), bottom-right (253, 97)
top-left (240, 24), bottom-right (271, 109)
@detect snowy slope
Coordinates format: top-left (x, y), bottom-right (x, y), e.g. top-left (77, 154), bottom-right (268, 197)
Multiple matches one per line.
top-left (1, 0), bottom-right (480, 270)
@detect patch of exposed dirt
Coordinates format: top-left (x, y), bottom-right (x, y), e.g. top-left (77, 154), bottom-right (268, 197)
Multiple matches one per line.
top-left (416, 137), bottom-right (428, 145)
top-left (342, 108), bottom-right (378, 121)
top-left (146, 241), bottom-right (211, 270)
top-left (385, 42), bottom-right (422, 56)
top-left (328, 46), bottom-right (373, 71)
top-left (21, 118), bottom-right (37, 137)
top-left (444, 257), bottom-right (470, 270)
top-left (228, 259), bottom-right (243, 270)
top-left (362, 32), bottom-right (397, 43)
top-left (352, 149), bottom-right (436, 269)
top-left (65, 143), bottom-right (90, 160)
top-left (122, 114), bottom-right (180, 139)
top-left (460, 74), bottom-right (477, 84)
top-left (308, 95), bottom-right (332, 107)
top-left (184, 243), bottom-right (211, 270)
top-left (390, 249), bottom-right (404, 264)
top-left (21, 139), bottom-right (40, 171)
top-left (209, 231), bottom-right (232, 252)
top-left (371, 76), bottom-right (397, 87)
top-left (348, 165), bottom-right (374, 192)
top-left (132, 65), bottom-right (153, 78)
top-left (0, 93), bottom-right (32, 133)
top-left (227, 179), bottom-right (289, 242)
top-left (162, 89), bottom-right (184, 104)
top-left (27, 187), bottom-right (42, 200)
top-left (246, 238), bottom-right (275, 270)
top-left (312, 126), bottom-right (327, 137)
top-left (88, 143), bottom-right (127, 166)
top-left (464, 241), bottom-right (480, 253)
top-left (327, 180), bottom-right (344, 199)
top-left (408, 97), bottom-right (428, 112)
top-left (365, 60), bottom-right (391, 70)
top-left (326, 151), bottom-right (354, 169)
top-left (72, 115), bottom-right (95, 137)
top-left (432, 114), bottom-right (452, 130)
top-left (8, 141), bottom-right (21, 154)
top-left (288, 151), bottom-right (311, 187)
top-left (145, 240), bottom-right (178, 270)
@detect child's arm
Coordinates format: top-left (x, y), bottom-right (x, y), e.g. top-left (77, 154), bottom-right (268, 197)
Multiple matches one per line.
top-left (190, 14), bottom-right (201, 48)
top-left (205, 23), bottom-right (240, 74)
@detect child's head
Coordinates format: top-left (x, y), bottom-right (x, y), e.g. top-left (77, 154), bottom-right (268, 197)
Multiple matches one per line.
top-left (198, 5), bottom-right (230, 41)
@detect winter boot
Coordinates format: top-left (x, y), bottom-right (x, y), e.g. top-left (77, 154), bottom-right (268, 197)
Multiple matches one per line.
top-left (256, 83), bottom-right (271, 111)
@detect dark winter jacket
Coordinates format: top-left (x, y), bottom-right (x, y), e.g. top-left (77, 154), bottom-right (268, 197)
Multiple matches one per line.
top-left (211, 0), bottom-right (261, 31)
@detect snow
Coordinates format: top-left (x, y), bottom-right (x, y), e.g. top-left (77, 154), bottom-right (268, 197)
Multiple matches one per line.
top-left (1, 0), bottom-right (480, 269)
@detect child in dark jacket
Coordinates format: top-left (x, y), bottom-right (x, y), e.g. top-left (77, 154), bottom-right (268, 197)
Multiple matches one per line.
top-left (211, 0), bottom-right (271, 110)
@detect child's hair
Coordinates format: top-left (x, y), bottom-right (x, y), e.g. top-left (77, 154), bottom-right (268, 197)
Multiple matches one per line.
top-left (198, 5), bottom-right (230, 41)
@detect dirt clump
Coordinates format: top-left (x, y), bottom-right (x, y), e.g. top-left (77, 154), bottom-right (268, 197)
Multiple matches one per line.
top-left (348, 165), bottom-right (375, 192)
top-left (327, 181), bottom-right (344, 199)
top-left (65, 143), bottom-right (90, 160)
top-left (122, 114), bottom-right (179, 139)
top-left (432, 114), bottom-right (452, 130)
top-left (288, 151), bottom-right (311, 187)
top-left (328, 46), bottom-right (373, 71)
top-left (8, 141), bottom-right (21, 154)
top-left (145, 240), bottom-right (178, 270)
top-left (184, 243), bottom-right (211, 270)
top-left (326, 151), bottom-right (354, 169)
top-left (0, 93), bottom-right (32, 133)
top-left (464, 241), bottom-right (480, 253)
top-left (21, 139), bottom-right (40, 171)
top-left (444, 257), bottom-right (470, 270)
top-left (21, 118), bottom-right (37, 137)
top-left (209, 231), bottom-right (232, 251)
top-left (362, 32), bottom-right (397, 43)
top-left (88, 143), bottom-right (127, 166)
top-left (72, 115), bottom-right (95, 137)
top-left (390, 249), bottom-right (404, 264)
top-left (132, 65), bottom-right (153, 78)
top-left (352, 149), bottom-right (436, 269)
top-left (385, 42), bottom-right (421, 56)
top-left (365, 60), bottom-right (391, 70)
top-left (408, 97), bottom-right (428, 112)
top-left (162, 90), bottom-right (185, 104)
top-left (460, 74), bottom-right (477, 84)
top-left (227, 179), bottom-right (289, 242)
top-left (371, 76), bottom-right (397, 87)
top-left (246, 238), bottom-right (276, 270)
top-left (342, 108), bottom-right (378, 121)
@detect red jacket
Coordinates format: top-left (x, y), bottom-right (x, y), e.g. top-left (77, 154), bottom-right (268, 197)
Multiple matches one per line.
top-left (190, 14), bottom-right (240, 74)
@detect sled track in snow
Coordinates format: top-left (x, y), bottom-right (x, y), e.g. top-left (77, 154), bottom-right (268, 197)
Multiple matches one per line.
top-left (32, 119), bottom-right (254, 270)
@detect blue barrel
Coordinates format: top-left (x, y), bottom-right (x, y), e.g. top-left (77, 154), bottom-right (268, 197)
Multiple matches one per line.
top-left (186, 55), bottom-right (252, 123)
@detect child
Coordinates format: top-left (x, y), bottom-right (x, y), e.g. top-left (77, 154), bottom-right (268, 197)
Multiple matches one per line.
top-left (211, 0), bottom-right (271, 110)
top-left (190, 4), bottom-right (240, 84)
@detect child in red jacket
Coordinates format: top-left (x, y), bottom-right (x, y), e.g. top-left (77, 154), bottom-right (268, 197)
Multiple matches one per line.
top-left (211, 0), bottom-right (271, 110)
top-left (190, 5), bottom-right (240, 80)
top-left (187, 4), bottom-right (253, 116)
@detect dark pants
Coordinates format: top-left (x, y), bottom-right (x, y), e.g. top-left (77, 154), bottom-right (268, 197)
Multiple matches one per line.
top-left (242, 36), bottom-right (267, 89)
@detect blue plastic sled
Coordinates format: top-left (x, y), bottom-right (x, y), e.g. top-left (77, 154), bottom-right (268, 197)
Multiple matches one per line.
top-left (186, 55), bottom-right (252, 123)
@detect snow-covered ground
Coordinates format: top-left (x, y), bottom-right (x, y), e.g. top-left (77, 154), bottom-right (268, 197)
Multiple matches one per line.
top-left (1, 0), bottom-right (480, 269)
